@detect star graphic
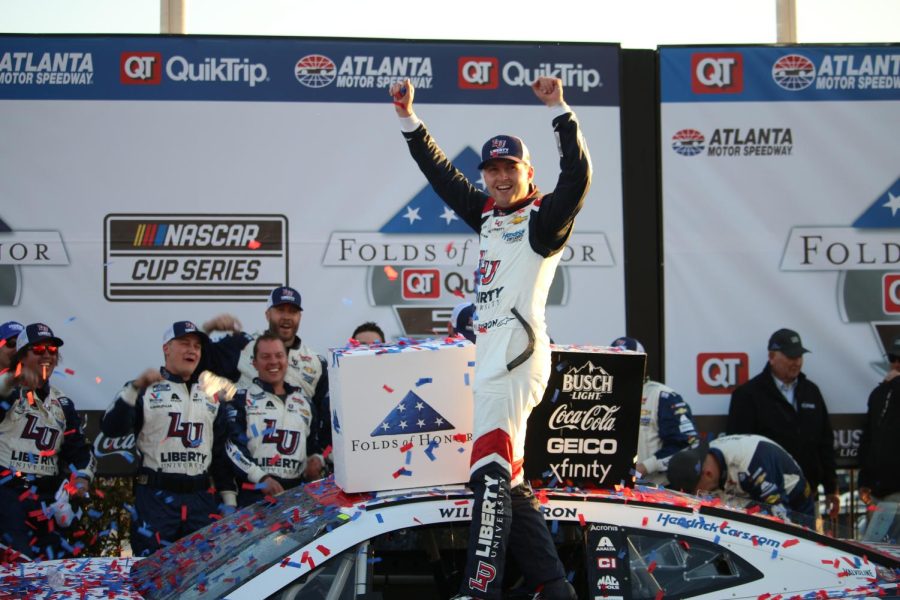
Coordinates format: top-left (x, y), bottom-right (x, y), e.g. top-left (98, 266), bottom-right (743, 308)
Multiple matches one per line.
top-left (397, 402), bottom-right (406, 412)
top-left (884, 191), bottom-right (900, 217)
top-left (415, 401), bottom-right (424, 411)
top-left (380, 422), bottom-right (391, 432)
top-left (440, 207), bottom-right (459, 226)
top-left (403, 205), bottom-right (422, 225)
top-left (434, 417), bottom-right (444, 426)
top-left (417, 419), bottom-right (426, 428)
top-left (399, 420), bottom-right (408, 430)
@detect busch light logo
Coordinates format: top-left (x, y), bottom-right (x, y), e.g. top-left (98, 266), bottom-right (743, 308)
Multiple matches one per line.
top-left (561, 361), bottom-right (613, 400)
top-left (672, 129), bottom-right (706, 156)
top-left (772, 54), bottom-right (816, 91)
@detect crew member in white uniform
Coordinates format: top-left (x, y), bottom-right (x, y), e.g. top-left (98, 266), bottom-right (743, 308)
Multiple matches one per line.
top-left (391, 76), bottom-right (591, 600)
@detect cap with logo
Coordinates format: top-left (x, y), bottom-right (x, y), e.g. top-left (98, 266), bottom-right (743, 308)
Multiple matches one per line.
top-left (1, 321), bottom-right (24, 343)
top-left (477, 134), bottom-right (530, 170)
top-left (163, 321), bottom-right (209, 345)
top-left (666, 441), bottom-right (710, 494)
top-left (609, 336), bottom-right (645, 353)
top-left (450, 302), bottom-right (476, 344)
top-left (767, 328), bottom-right (809, 359)
top-left (16, 323), bottom-right (64, 353)
top-left (888, 336), bottom-right (900, 359)
top-left (267, 286), bottom-right (303, 310)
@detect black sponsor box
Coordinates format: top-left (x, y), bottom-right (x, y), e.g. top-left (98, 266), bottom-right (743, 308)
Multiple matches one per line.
top-left (524, 346), bottom-right (644, 489)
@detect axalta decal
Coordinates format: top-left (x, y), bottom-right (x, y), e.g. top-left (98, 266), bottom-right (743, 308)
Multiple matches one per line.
top-left (0, 51), bottom-right (94, 86)
top-left (780, 176), bottom-right (900, 377)
top-left (103, 214), bottom-right (288, 302)
top-left (656, 513), bottom-right (781, 548)
top-left (321, 145), bottom-right (612, 337)
top-left (295, 54), bottom-right (433, 89)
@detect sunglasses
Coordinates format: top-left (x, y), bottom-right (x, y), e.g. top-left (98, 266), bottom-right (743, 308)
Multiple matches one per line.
top-left (30, 345), bottom-right (59, 356)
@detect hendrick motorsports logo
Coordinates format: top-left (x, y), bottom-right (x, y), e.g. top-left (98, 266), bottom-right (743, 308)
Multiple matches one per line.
top-left (294, 53), bottom-right (433, 89)
top-left (0, 51), bottom-right (94, 86)
top-left (672, 127), bottom-right (793, 157)
top-left (780, 176), bottom-right (900, 375)
top-left (103, 214), bottom-right (288, 302)
top-left (774, 51), bottom-right (900, 92)
top-left (321, 146), bottom-right (613, 336)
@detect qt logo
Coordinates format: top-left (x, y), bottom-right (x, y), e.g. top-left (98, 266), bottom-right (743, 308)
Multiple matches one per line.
top-left (120, 52), bottom-right (162, 84)
top-left (691, 53), bottom-right (744, 94)
top-left (458, 57), bottom-right (499, 89)
top-left (697, 353), bottom-right (749, 394)
top-left (884, 273), bottom-right (900, 314)
top-left (401, 268), bottom-right (440, 300)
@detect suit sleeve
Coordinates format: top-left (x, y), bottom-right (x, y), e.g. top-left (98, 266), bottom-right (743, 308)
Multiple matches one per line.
top-left (403, 124), bottom-right (487, 233)
top-left (307, 358), bottom-right (331, 457)
top-left (57, 396), bottom-right (96, 480)
top-left (223, 391), bottom-right (266, 484)
top-left (654, 391), bottom-right (699, 460)
top-left (100, 384), bottom-right (144, 438)
top-left (210, 400), bottom-right (237, 492)
top-left (742, 444), bottom-right (792, 512)
top-left (531, 111), bottom-right (593, 254)
top-left (200, 333), bottom-right (253, 382)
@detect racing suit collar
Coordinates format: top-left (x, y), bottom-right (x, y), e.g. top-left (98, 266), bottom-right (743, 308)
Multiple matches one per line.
top-left (252, 377), bottom-right (298, 396)
top-left (710, 447), bottom-right (727, 490)
top-left (490, 184), bottom-right (540, 216)
top-left (159, 366), bottom-right (196, 385)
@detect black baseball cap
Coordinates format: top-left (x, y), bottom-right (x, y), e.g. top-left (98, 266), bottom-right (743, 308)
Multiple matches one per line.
top-left (767, 328), bottom-right (809, 359)
top-left (666, 441), bottom-right (709, 494)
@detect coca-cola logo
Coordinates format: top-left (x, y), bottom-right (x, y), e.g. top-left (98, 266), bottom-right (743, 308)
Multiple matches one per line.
top-left (93, 431), bottom-right (136, 457)
top-left (549, 404), bottom-right (618, 432)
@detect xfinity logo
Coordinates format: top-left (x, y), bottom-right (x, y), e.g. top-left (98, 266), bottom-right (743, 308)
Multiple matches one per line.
top-left (697, 353), bottom-right (749, 394)
top-left (692, 52), bottom-right (743, 94)
top-left (458, 57), bottom-right (499, 89)
top-left (120, 52), bottom-right (162, 84)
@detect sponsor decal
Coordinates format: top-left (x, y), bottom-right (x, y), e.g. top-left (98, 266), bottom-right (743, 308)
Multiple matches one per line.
top-left (538, 506), bottom-right (578, 519)
top-left (692, 52), bottom-right (744, 94)
top-left (165, 412), bottom-right (204, 449)
top-left (547, 437), bottom-right (617, 455)
top-left (596, 574), bottom-right (620, 590)
top-left (595, 535), bottom-right (616, 551)
top-left (459, 57), bottom-right (499, 89)
top-left (402, 268), bottom-right (441, 300)
top-left (21, 414), bottom-right (61, 451)
top-left (469, 559), bottom-right (497, 593)
top-left (120, 52), bottom-right (162, 85)
top-left (501, 60), bottom-right (602, 93)
top-left (772, 54), bottom-right (816, 91)
top-left (656, 513), bottom-right (781, 548)
top-left (696, 353), bottom-right (749, 394)
top-left (165, 56), bottom-right (268, 87)
top-left (780, 176), bottom-right (900, 375)
top-left (671, 129), bottom-right (705, 156)
top-left (473, 473), bottom-right (502, 560)
top-left (0, 51), bottom-right (94, 85)
top-left (597, 557), bottom-right (617, 569)
top-left (294, 54), bottom-right (337, 88)
top-left (103, 214), bottom-right (288, 302)
top-left (561, 361), bottom-right (613, 399)
top-left (262, 418), bottom-right (301, 454)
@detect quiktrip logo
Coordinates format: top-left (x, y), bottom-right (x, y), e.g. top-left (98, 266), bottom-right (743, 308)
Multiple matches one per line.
top-left (692, 52), bottom-right (744, 94)
top-left (671, 129), bottom-right (705, 156)
top-left (697, 353), bottom-right (749, 394)
top-left (120, 52), bottom-right (162, 85)
top-left (459, 57), bottom-right (499, 89)
top-left (165, 56), bottom-right (267, 87)
top-left (501, 60), bottom-right (602, 92)
top-left (772, 54), bottom-right (816, 91)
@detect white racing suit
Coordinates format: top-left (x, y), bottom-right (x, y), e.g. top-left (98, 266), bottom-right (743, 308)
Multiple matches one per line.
top-left (402, 106), bottom-right (591, 599)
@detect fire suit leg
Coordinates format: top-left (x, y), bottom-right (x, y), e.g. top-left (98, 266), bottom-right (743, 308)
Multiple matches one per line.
top-left (460, 326), bottom-right (552, 598)
top-left (132, 484), bottom-right (216, 556)
top-left (0, 484), bottom-right (71, 559)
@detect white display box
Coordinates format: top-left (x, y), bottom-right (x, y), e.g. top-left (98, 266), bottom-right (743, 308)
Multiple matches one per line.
top-left (329, 340), bottom-right (476, 493)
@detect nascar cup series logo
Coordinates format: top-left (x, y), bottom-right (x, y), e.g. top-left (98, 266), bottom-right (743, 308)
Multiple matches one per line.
top-left (294, 53), bottom-right (433, 89)
top-left (321, 146), bottom-right (612, 336)
top-left (103, 214), bottom-right (288, 301)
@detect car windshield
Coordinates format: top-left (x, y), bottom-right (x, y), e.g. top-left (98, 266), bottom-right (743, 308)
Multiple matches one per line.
top-left (131, 479), bottom-right (366, 600)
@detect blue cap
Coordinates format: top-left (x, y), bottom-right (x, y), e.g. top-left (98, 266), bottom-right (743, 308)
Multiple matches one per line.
top-left (163, 321), bottom-right (208, 344)
top-left (450, 302), bottom-right (476, 344)
top-left (16, 323), bottom-right (64, 352)
top-left (0, 321), bottom-right (24, 342)
top-left (267, 286), bottom-right (302, 310)
top-left (478, 134), bottom-right (530, 170)
top-left (610, 336), bottom-right (645, 353)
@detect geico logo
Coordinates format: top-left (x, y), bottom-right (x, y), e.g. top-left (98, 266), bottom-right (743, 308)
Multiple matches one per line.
top-left (885, 273), bottom-right (900, 312)
top-left (699, 356), bottom-right (743, 388)
top-left (547, 437), bottom-right (617, 455)
top-left (123, 55), bottom-right (157, 80)
top-left (501, 61), bottom-right (601, 93)
top-left (562, 373), bottom-right (612, 393)
top-left (166, 56), bottom-right (267, 87)
top-left (695, 57), bottom-right (738, 87)
top-left (164, 223), bottom-right (260, 247)
top-left (459, 58), bottom-right (497, 86)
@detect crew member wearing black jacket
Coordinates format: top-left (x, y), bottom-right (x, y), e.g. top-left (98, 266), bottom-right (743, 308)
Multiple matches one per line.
top-left (726, 328), bottom-right (839, 518)
top-left (858, 336), bottom-right (900, 542)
